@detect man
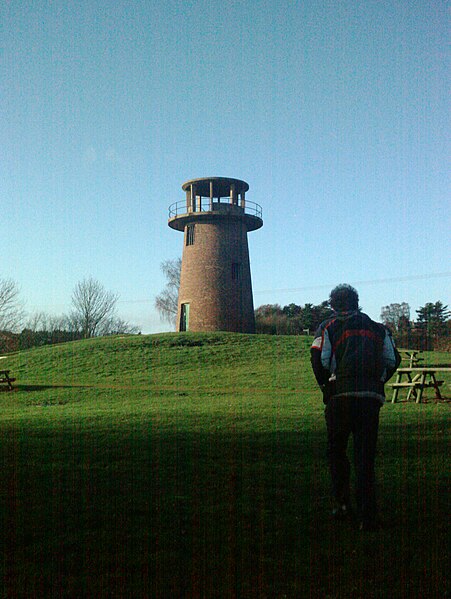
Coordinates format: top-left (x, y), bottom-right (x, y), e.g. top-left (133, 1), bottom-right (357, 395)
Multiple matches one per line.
top-left (310, 284), bottom-right (400, 531)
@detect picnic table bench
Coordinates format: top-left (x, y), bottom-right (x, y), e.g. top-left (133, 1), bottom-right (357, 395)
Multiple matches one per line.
top-left (390, 367), bottom-right (450, 403)
top-left (0, 369), bottom-right (16, 390)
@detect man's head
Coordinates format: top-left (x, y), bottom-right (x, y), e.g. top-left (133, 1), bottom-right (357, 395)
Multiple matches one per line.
top-left (329, 284), bottom-right (359, 312)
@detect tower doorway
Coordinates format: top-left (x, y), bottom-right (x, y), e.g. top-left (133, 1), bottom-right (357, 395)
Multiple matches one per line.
top-left (180, 303), bottom-right (190, 331)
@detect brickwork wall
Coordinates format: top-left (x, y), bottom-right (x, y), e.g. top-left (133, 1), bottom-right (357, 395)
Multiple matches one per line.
top-left (177, 217), bottom-right (256, 333)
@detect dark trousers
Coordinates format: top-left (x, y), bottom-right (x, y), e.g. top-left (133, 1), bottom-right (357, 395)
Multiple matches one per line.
top-left (325, 396), bottom-right (381, 520)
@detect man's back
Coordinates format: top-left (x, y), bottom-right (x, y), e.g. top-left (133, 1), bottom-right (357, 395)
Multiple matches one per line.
top-left (312, 310), bottom-right (400, 399)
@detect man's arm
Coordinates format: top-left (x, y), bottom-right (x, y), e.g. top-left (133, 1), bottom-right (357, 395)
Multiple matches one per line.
top-left (310, 330), bottom-right (330, 386)
top-left (381, 329), bottom-right (401, 383)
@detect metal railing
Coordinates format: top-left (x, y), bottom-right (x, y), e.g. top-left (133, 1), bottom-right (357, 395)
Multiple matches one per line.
top-left (168, 198), bottom-right (262, 220)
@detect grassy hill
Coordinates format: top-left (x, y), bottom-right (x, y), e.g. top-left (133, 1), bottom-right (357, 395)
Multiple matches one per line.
top-left (5, 332), bottom-right (315, 390)
top-left (0, 333), bottom-right (449, 597)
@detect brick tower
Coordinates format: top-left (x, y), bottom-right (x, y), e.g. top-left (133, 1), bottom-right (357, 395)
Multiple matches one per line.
top-left (168, 177), bottom-right (263, 333)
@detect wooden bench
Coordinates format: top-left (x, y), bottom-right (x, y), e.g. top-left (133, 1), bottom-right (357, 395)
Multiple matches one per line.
top-left (0, 370), bottom-right (16, 390)
top-left (391, 382), bottom-right (444, 403)
top-left (391, 381), bottom-right (444, 388)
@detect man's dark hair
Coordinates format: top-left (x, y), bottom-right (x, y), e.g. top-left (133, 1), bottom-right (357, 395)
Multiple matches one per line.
top-left (329, 284), bottom-right (359, 312)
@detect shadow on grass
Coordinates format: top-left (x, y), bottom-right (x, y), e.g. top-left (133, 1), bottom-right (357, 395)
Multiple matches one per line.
top-left (0, 418), bottom-right (448, 598)
top-left (12, 384), bottom-right (75, 393)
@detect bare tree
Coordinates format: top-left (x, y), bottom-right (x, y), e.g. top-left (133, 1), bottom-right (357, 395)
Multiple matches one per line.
top-left (100, 316), bottom-right (141, 336)
top-left (0, 278), bottom-right (24, 332)
top-left (380, 302), bottom-right (410, 334)
top-left (71, 277), bottom-right (119, 338)
top-left (24, 311), bottom-right (46, 332)
top-left (155, 258), bottom-right (181, 326)
top-left (25, 312), bottom-right (69, 333)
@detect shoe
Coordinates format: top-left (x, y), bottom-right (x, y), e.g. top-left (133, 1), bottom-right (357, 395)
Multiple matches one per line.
top-left (332, 504), bottom-right (352, 520)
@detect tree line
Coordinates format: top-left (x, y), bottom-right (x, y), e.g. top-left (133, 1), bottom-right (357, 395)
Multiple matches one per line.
top-left (255, 300), bottom-right (450, 349)
top-left (255, 302), bottom-right (333, 335)
top-left (380, 301), bottom-right (450, 350)
top-left (0, 277), bottom-right (140, 353)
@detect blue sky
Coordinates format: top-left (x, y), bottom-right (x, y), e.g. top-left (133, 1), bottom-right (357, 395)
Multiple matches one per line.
top-left (1, 0), bottom-right (449, 333)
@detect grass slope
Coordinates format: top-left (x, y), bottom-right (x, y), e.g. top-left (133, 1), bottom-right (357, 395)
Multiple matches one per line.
top-left (0, 333), bottom-right (449, 598)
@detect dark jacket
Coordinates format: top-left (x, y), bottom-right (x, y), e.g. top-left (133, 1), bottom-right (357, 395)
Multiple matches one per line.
top-left (310, 310), bottom-right (401, 403)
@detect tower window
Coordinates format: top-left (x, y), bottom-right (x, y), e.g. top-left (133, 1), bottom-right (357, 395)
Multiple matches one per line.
top-left (232, 262), bottom-right (242, 281)
top-left (186, 224), bottom-right (195, 246)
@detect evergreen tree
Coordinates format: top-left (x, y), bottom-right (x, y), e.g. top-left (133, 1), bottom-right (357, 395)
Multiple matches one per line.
top-left (416, 301), bottom-right (450, 337)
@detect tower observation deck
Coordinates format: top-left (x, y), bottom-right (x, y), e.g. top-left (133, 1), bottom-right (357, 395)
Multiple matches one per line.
top-left (168, 177), bottom-right (263, 333)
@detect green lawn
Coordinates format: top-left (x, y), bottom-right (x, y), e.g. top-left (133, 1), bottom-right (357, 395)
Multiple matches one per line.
top-left (0, 334), bottom-right (449, 597)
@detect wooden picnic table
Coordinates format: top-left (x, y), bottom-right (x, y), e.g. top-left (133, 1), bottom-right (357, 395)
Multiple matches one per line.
top-left (390, 367), bottom-right (450, 403)
top-left (400, 350), bottom-right (423, 368)
top-left (0, 369), bottom-right (16, 390)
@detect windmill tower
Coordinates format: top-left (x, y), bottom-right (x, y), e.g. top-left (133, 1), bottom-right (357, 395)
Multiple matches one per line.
top-left (168, 177), bottom-right (263, 333)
